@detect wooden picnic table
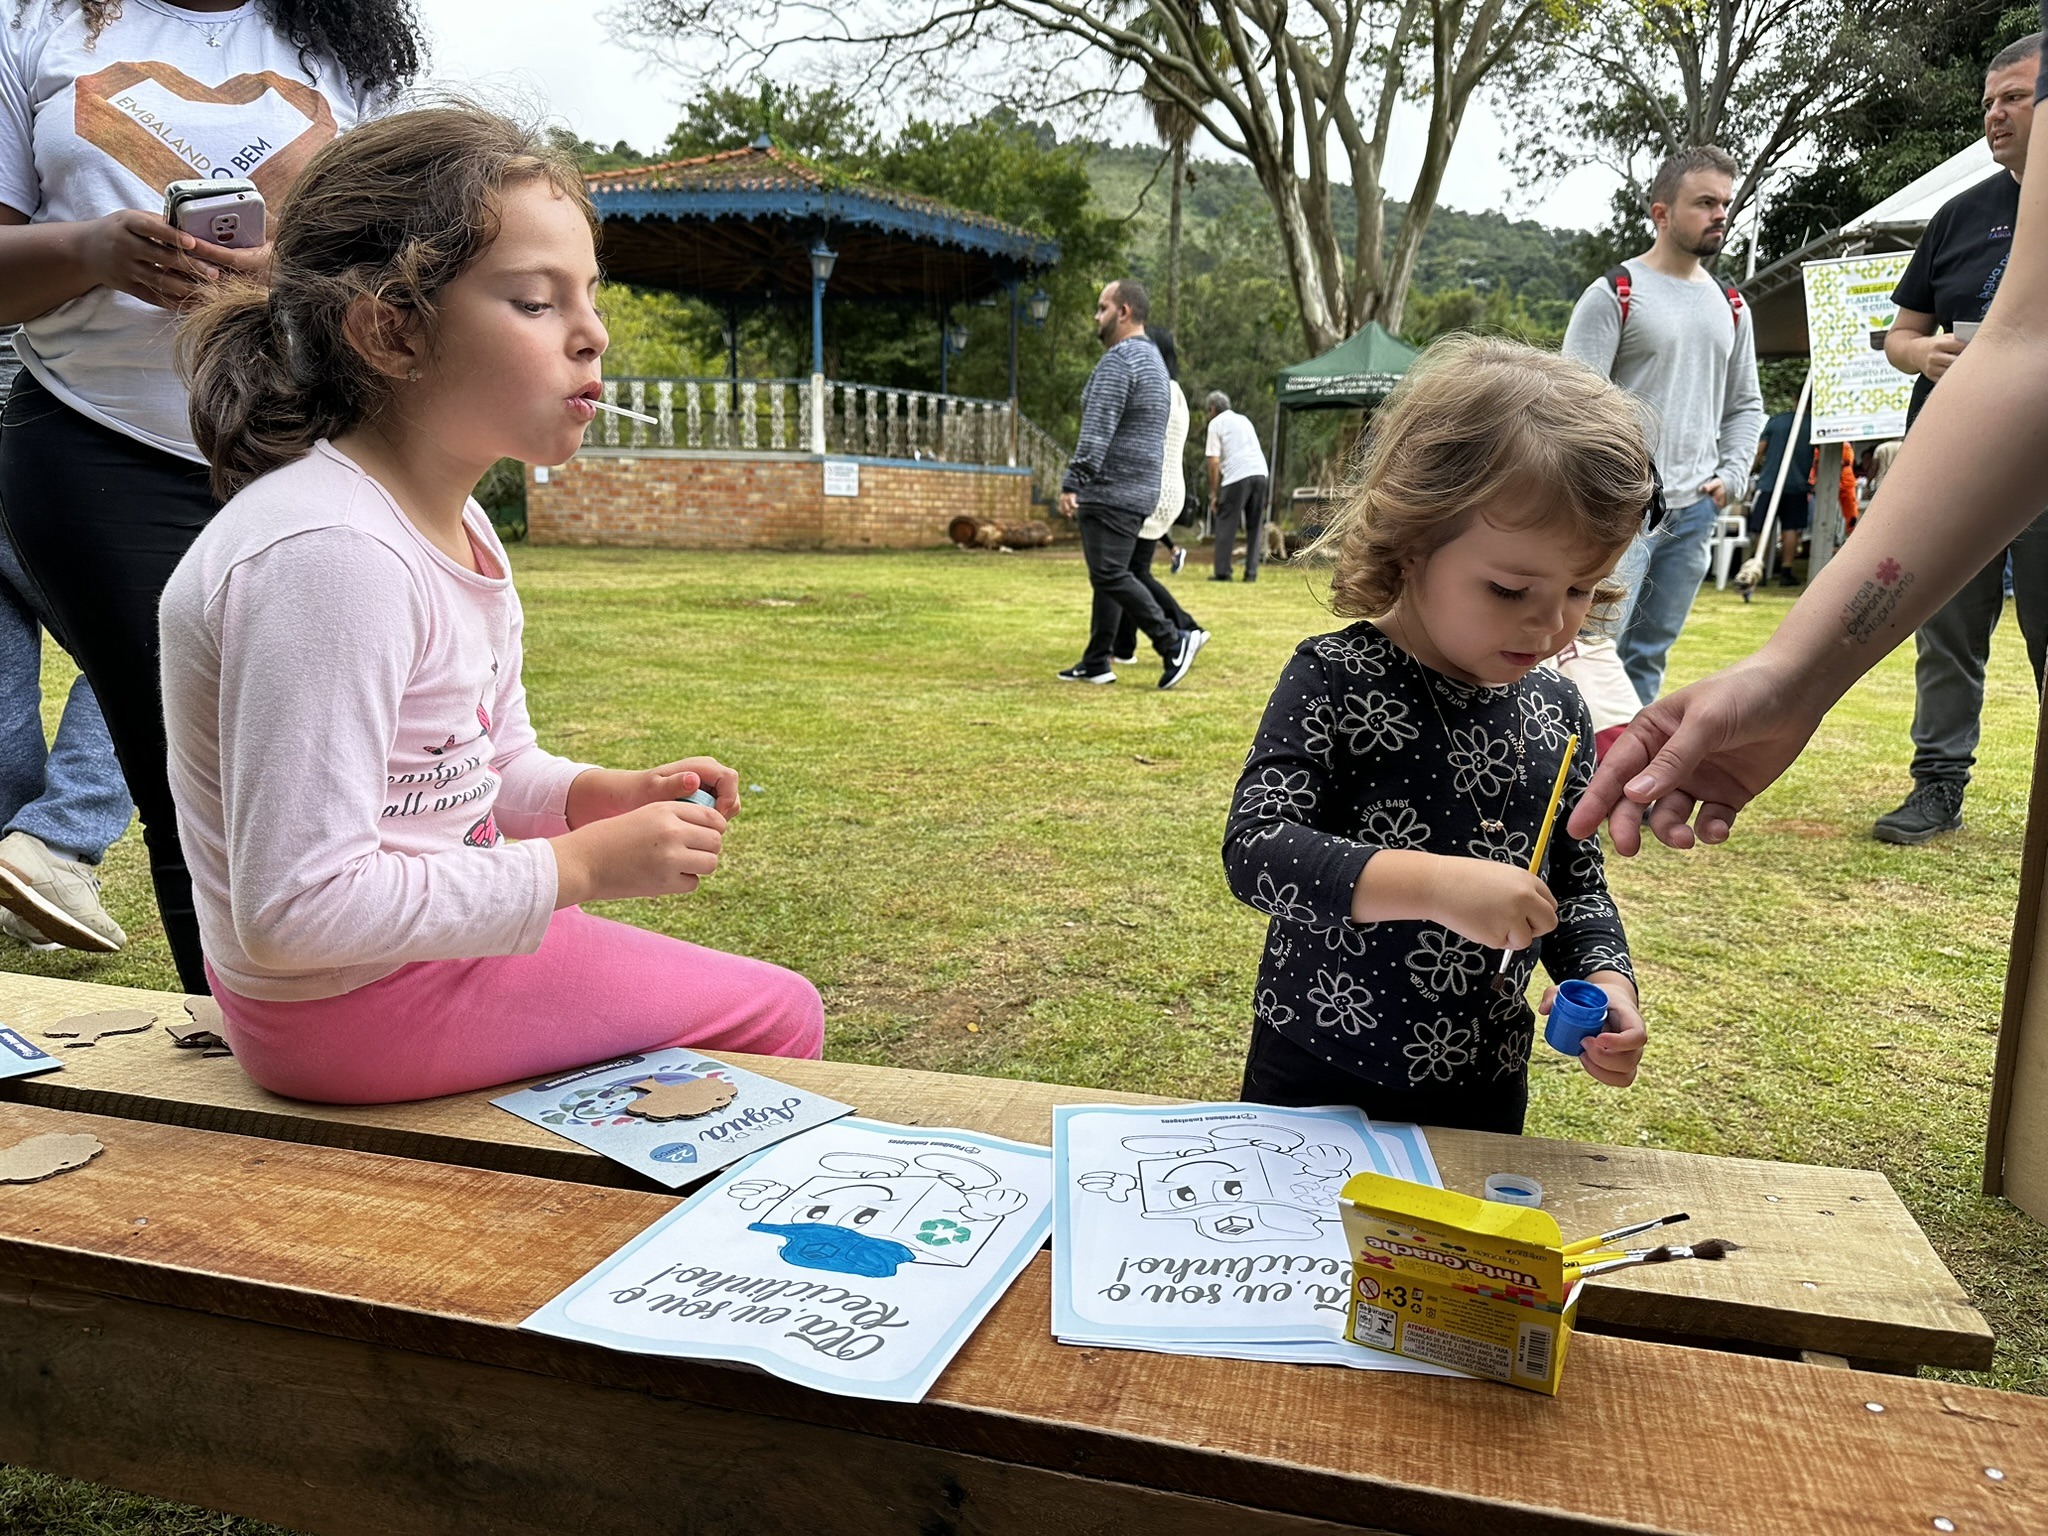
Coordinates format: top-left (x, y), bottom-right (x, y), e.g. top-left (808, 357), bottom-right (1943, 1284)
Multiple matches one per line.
top-left (0, 970), bottom-right (2038, 1535)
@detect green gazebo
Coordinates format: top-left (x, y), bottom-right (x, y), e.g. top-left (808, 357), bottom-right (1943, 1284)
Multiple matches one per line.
top-left (1270, 322), bottom-right (1419, 513)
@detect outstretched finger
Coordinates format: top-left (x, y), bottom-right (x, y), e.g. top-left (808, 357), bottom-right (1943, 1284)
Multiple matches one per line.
top-left (1568, 726), bottom-right (1661, 841)
top-left (1695, 799), bottom-right (1743, 844)
top-left (1644, 789), bottom-right (1700, 850)
top-left (1604, 793), bottom-right (1647, 857)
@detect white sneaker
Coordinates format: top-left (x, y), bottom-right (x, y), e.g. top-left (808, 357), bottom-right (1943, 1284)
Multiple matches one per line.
top-left (0, 910), bottom-right (62, 951)
top-left (0, 831), bottom-right (125, 952)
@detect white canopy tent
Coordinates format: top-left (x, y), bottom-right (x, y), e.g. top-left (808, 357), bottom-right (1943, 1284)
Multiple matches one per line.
top-left (1745, 140), bottom-right (2003, 356)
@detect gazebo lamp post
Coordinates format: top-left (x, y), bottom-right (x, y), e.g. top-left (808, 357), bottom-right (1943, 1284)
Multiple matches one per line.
top-left (1025, 285), bottom-right (1051, 326)
top-left (940, 317), bottom-right (970, 396)
top-left (809, 240), bottom-right (836, 452)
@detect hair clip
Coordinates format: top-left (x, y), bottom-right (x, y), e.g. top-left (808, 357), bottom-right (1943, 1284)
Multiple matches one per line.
top-left (1643, 463), bottom-right (1668, 535)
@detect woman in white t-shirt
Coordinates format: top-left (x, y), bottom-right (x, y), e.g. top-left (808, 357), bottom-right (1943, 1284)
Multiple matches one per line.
top-left (0, 0), bottom-right (419, 992)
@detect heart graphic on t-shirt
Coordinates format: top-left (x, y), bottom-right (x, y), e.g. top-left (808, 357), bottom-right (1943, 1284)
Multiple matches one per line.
top-left (74, 61), bottom-right (337, 203)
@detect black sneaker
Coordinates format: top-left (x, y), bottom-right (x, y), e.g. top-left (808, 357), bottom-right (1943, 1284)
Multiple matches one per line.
top-left (1169, 546), bottom-right (1187, 574)
top-left (1057, 661), bottom-right (1117, 685)
top-left (1209, 573), bottom-right (1233, 582)
top-left (1159, 628), bottom-right (1207, 690)
top-left (1873, 780), bottom-right (1964, 844)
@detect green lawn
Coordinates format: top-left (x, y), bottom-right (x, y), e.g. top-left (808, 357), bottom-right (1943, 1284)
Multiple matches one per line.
top-left (6, 544), bottom-right (2047, 1532)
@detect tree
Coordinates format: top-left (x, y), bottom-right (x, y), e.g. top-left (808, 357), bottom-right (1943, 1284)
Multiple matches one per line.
top-left (1516, 0), bottom-right (1932, 250)
top-left (613, 0), bottom-right (1563, 349)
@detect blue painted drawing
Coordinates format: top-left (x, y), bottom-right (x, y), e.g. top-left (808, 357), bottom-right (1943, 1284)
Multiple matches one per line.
top-left (731, 1152), bottom-right (1029, 1277)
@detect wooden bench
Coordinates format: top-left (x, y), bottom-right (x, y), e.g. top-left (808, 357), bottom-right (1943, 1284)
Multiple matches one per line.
top-left (0, 972), bottom-right (2035, 1534)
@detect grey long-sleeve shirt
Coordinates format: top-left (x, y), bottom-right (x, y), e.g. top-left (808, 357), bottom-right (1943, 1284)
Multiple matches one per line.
top-left (1561, 259), bottom-right (1765, 505)
top-left (1061, 334), bottom-right (1168, 519)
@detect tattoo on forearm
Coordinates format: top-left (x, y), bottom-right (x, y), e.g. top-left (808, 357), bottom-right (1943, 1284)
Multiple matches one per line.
top-left (1842, 557), bottom-right (1914, 644)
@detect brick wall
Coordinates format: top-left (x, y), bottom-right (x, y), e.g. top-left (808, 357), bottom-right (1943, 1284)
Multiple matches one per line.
top-left (526, 450), bottom-right (1035, 550)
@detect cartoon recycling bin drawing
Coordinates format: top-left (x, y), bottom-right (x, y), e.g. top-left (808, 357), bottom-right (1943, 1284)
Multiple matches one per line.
top-left (1077, 1123), bottom-right (1353, 1243)
top-left (729, 1151), bottom-right (1030, 1278)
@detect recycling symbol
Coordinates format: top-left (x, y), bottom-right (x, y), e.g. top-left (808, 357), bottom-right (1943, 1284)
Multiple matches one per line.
top-left (916, 1218), bottom-right (972, 1246)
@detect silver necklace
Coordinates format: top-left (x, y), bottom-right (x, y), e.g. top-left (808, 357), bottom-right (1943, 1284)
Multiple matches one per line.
top-left (1407, 649), bottom-right (1525, 835)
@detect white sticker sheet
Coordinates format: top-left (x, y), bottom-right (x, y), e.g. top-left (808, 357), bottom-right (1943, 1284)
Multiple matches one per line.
top-left (524, 1118), bottom-right (1053, 1403)
top-left (492, 1048), bottom-right (853, 1188)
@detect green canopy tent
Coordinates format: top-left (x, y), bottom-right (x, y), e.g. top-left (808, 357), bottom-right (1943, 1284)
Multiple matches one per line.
top-left (1270, 321), bottom-right (1419, 529)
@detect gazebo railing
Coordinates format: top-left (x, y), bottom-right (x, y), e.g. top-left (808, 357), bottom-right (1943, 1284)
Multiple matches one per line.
top-left (594, 377), bottom-right (1069, 496)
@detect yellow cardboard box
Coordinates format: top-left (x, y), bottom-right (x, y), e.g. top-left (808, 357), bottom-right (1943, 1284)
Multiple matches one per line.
top-left (1338, 1171), bottom-right (1582, 1394)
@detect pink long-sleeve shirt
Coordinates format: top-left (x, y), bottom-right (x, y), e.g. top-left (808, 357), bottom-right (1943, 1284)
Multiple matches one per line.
top-left (161, 442), bottom-right (595, 1002)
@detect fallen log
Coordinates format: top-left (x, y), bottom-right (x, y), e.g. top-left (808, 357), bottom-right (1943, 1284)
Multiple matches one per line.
top-left (948, 516), bottom-right (1054, 550)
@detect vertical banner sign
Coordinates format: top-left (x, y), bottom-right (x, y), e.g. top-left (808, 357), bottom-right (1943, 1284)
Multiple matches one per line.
top-left (1801, 252), bottom-right (1914, 444)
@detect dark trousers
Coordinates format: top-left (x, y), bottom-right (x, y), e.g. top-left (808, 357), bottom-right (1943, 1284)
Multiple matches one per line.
top-left (1212, 474), bottom-right (1269, 578)
top-left (1240, 1023), bottom-right (1530, 1135)
top-left (1909, 512), bottom-right (2048, 785)
top-left (1077, 505), bottom-right (1177, 667)
top-left (0, 372), bottom-right (216, 992)
top-left (1113, 536), bottom-right (1195, 659)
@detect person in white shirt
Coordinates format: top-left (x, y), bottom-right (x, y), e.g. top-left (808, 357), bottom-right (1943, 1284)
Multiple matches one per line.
top-left (0, 0), bottom-right (418, 992)
top-left (1204, 391), bottom-right (1270, 581)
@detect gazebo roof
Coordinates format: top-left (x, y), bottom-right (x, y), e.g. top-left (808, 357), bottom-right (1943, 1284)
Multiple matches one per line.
top-left (588, 142), bottom-right (1061, 307)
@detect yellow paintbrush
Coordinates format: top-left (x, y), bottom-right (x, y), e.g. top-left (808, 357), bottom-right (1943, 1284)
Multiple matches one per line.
top-left (1498, 731), bottom-right (1579, 975)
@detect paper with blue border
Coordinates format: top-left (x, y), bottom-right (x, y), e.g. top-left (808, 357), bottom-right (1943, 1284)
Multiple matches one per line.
top-left (492, 1048), bottom-right (852, 1188)
top-left (523, 1117), bottom-right (1052, 1403)
top-left (0, 1026), bottom-right (61, 1082)
top-left (1053, 1102), bottom-right (1453, 1373)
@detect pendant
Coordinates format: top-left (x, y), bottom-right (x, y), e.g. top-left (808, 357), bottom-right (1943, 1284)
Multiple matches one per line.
top-left (208, 36), bottom-right (222, 45)
top-left (1482, 819), bottom-right (1505, 835)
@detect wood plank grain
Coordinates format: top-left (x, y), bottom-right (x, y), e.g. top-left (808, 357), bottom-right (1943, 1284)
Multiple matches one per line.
top-left (0, 1101), bottom-right (2035, 1536)
top-left (0, 1280), bottom-right (1387, 1536)
top-left (0, 970), bottom-right (1993, 1367)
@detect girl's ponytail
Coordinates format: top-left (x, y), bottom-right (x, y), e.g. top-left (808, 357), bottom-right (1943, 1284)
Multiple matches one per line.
top-left (177, 102), bottom-right (592, 501)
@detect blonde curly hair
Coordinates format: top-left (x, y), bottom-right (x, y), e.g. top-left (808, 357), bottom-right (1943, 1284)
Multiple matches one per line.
top-left (1315, 335), bottom-right (1657, 618)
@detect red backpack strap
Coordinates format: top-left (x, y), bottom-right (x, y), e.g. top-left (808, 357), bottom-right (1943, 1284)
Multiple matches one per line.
top-left (1722, 283), bottom-right (1745, 330)
top-left (1603, 266), bottom-right (1632, 328)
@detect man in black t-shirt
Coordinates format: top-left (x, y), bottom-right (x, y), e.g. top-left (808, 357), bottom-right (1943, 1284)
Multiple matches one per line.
top-left (1873, 31), bottom-right (2047, 844)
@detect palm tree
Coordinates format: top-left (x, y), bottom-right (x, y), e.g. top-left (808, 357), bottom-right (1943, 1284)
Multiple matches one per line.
top-left (1134, 0), bottom-right (1216, 332)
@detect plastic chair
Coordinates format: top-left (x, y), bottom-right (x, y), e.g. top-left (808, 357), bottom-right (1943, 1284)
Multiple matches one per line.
top-left (1711, 511), bottom-right (1750, 590)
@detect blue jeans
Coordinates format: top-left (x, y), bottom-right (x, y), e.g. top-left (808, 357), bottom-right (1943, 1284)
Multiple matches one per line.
top-left (0, 514), bottom-right (131, 863)
top-left (1610, 494), bottom-right (1720, 706)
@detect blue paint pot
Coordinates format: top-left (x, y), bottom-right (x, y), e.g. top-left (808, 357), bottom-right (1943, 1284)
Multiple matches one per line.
top-left (679, 788), bottom-right (718, 808)
top-left (1545, 979), bottom-right (1609, 1057)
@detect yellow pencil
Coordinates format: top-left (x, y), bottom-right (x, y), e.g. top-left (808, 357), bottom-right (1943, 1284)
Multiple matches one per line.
top-left (1526, 732), bottom-right (1579, 875)
top-left (1498, 732), bottom-right (1579, 974)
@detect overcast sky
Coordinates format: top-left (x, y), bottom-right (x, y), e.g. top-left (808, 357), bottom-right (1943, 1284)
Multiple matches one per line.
top-left (411, 0), bottom-right (1621, 234)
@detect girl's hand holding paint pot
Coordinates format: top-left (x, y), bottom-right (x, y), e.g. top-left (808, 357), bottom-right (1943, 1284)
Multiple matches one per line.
top-left (1538, 973), bottom-right (1646, 1087)
top-left (566, 758), bottom-right (741, 825)
top-left (550, 799), bottom-right (726, 906)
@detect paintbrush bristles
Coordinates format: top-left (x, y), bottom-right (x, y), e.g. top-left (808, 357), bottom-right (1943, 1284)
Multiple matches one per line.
top-left (1639, 1239), bottom-right (1740, 1264)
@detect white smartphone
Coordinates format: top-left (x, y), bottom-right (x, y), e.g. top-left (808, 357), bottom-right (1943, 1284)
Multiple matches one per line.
top-left (162, 178), bottom-right (266, 249)
top-left (1952, 320), bottom-right (1981, 343)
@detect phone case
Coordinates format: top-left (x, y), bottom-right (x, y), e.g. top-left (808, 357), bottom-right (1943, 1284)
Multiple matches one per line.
top-left (162, 178), bottom-right (265, 249)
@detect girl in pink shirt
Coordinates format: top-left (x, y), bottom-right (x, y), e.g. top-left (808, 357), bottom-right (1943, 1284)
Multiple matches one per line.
top-left (159, 106), bottom-right (822, 1104)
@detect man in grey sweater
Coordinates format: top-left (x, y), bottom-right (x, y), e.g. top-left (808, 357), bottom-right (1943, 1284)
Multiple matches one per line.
top-left (1563, 146), bottom-right (1765, 705)
top-left (1057, 280), bottom-right (1205, 689)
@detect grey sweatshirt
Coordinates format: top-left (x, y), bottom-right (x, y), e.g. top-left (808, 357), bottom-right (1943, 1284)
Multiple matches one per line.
top-left (1062, 335), bottom-right (1168, 518)
top-left (1562, 259), bottom-right (1765, 505)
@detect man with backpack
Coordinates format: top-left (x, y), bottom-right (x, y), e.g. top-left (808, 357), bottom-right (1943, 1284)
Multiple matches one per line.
top-left (1563, 146), bottom-right (1766, 705)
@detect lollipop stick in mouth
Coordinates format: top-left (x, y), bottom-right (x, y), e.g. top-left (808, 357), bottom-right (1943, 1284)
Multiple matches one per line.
top-left (587, 396), bottom-right (659, 425)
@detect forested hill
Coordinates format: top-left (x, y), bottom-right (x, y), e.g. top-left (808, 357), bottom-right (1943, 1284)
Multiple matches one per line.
top-left (1084, 142), bottom-right (1587, 303)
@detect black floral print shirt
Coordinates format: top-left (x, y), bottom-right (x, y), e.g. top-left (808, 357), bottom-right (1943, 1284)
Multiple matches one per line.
top-left (1222, 621), bottom-right (1634, 1092)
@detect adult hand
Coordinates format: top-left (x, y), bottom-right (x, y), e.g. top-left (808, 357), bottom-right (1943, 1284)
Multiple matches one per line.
top-left (1920, 333), bottom-right (1968, 382)
top-left (566, 757), bottom-right (742, 826)
top-left (550, 800), bottom-right (726, 906)
top-left (1058, 491), bottom-right (1078, 517)
top-left (82, 210), bottom-right (225, 310)
top-left (1700, 476), bottom-right (1729, 509)
top-left (1429, 860), bottom-right (1557, 951)
top-left (1538, 972), bottom-right (1646, 1087)
top-left (201, 239), bottom-right (274, 286)
top-left (1565, 653), bottom-right (1827, 854)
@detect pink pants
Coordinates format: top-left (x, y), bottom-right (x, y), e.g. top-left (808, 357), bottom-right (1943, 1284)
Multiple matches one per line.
top-left (209, 906), bottom-right (824, 1104)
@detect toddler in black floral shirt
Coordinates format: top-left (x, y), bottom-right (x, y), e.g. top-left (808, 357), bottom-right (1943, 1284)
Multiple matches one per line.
top-left (1223, 337), bottom-right (1653, 1134)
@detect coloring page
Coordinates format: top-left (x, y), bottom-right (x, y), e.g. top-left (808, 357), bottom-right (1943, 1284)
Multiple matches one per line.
top-left (525, 1118), bottom-right (1052, 1403)
top-left (493, 1049), bottom-right (853, 1188)
top-left (0, 1026), bottom-right (62, 1082)
top-left (1053, 1102), bottom-right (1438, 1355)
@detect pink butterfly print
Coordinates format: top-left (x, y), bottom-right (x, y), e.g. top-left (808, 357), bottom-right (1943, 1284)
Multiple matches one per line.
top-left (463, 812), bottom-right (501, 849)
top-left (477, 701), bottom-right (493, 735)
top-left (423, 735), bottom-right (459, 756)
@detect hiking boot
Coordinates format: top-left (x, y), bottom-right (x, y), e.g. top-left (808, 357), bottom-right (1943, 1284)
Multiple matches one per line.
top-left (0, 830), bottom-right (125, 951)
top-left (1873, 780), bottom-right (1965, 845)
top-left (1057, 661), bottom-right (1117, 685)
top-left (1159, 627), bottom-right (1207, 690)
